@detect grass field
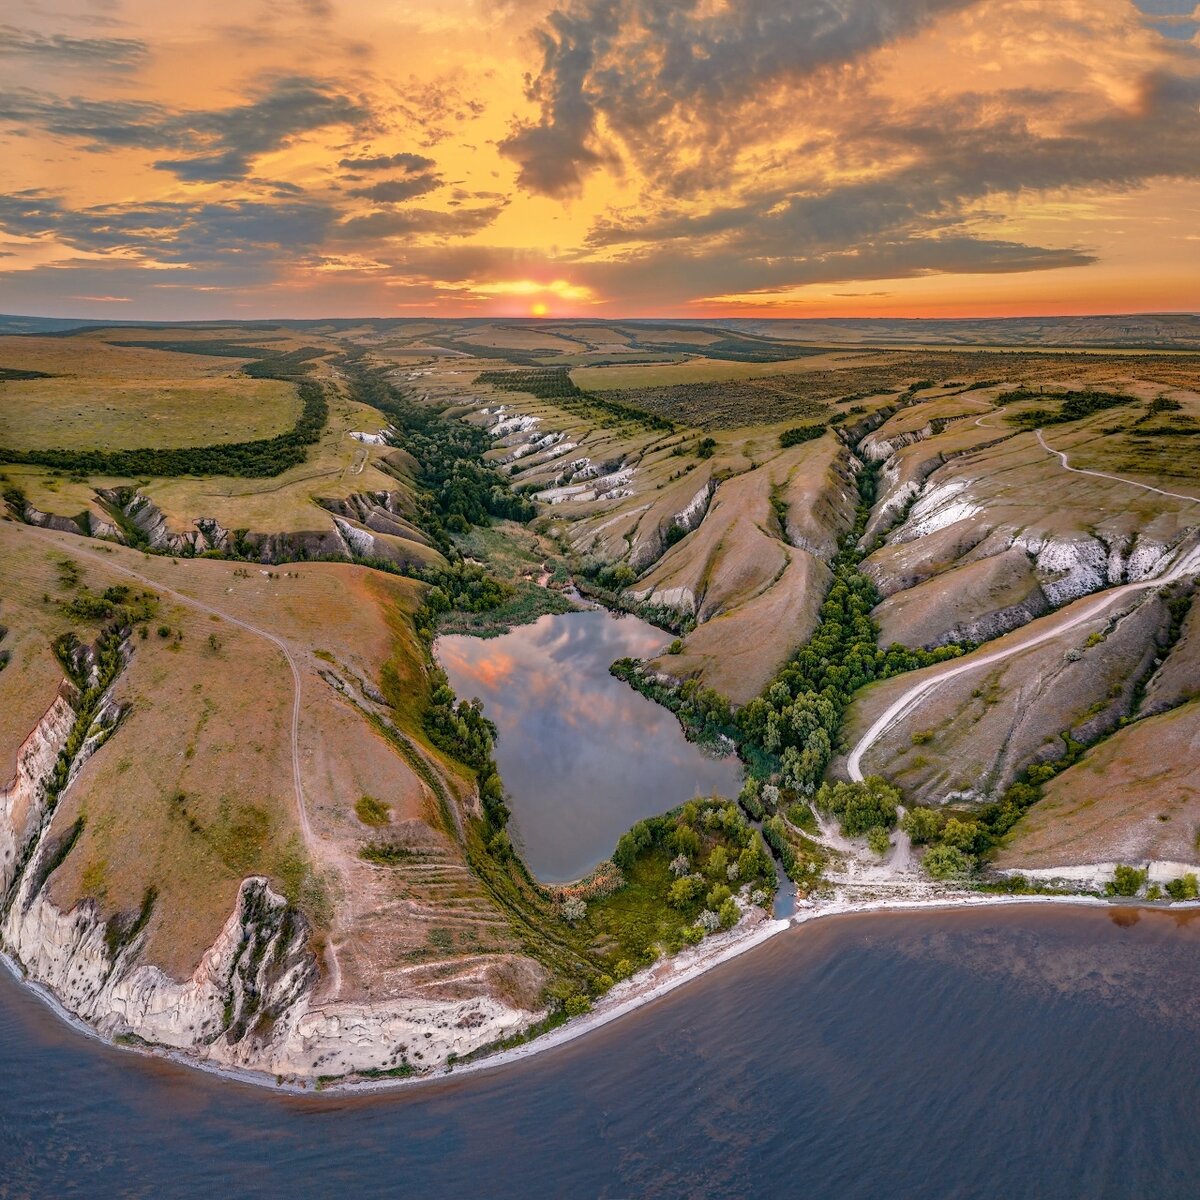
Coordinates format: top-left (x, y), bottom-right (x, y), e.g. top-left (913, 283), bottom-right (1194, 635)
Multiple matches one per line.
top-left (571, 352), bottom-right (881, 391)
top-left (2, 375), bottom-right (300, 451)
top-left (0, 522), bottom-right (548, 1002)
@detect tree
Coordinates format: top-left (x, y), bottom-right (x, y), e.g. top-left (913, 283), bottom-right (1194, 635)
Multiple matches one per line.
top-left (1106, 864), bottom-right (1147, 897)
top-left (669, 853), bottom-right (691, 877)
top-left (922, 844), bottom-right (973, 880)
top-left (814, 776), bottom-right (900, 836)
top-left (1166, 873), bottom-right (1199, 901)
top-left (902, 807), bottom-right (942, 844)
top-left (667, 875), bottom-right (702, 908)
top-left (940, 817), bottom-right (982, 854)
top-left (561, 897), bottom-right (587, 923)
top-left (718, 898), bottom-right (740, 929)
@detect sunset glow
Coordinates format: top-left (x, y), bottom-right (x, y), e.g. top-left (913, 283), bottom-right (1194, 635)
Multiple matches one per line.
top-left (1, 1), bottom-right (1198, 320)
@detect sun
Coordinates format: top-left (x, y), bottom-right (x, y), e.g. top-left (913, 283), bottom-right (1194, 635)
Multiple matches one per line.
top-left (530, 301), bottom-right (549, 317)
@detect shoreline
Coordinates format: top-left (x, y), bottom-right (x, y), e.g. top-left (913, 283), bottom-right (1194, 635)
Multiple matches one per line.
top-left (5, 888), bottom-right (1197, 1099)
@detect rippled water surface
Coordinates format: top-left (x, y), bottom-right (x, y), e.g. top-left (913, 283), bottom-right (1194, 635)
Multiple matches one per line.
top-left (2, 906), bottom-right (1198, 1199)
top-left (436, 608), bottom-right (743, 881)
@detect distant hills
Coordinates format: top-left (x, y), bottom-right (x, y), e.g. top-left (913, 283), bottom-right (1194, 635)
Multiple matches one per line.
top-left (2, 311), bottom-right (1198, 349)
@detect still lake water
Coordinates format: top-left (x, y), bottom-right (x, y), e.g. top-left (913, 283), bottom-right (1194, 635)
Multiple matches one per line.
top-left (436, 608), bottom-right (743, 881)
top-left (2, 906), bottom-right (1197, 1199)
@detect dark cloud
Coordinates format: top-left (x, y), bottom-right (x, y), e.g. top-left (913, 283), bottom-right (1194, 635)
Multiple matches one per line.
top-left (0, 76), bottom-right (373, 180)
top-left (0, 191), bottom-right (335, 268)
top-left (0, 24), bottom-right (148, 70)
top-left (338, 151), bottom-right (437, 172)
top-left (576, 69), bottom-right (1200, 302)
top-left (499, 0), bottom-right (977, 196)
top-left (346, 174), bottom-right (443, 202)
top-left (569, 237), bottom-right (1095, 309)
top-left (333, 204), bottom-right (507, 240)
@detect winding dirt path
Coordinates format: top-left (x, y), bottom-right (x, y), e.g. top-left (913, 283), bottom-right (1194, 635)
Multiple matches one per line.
top-left (21, 527), bottom-right (344, 993)
top-left (1036, 429), bottom-right (1200, 505)
top-left (847, 436), bottom-right (1200, 783)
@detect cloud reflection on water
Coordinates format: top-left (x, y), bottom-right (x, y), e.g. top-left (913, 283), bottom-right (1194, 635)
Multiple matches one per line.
top-left (436, 610), bottom-right (741, 882)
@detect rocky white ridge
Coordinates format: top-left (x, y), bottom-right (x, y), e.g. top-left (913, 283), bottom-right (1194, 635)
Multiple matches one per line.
top-left (0, 652), bottom-right (539, 1084)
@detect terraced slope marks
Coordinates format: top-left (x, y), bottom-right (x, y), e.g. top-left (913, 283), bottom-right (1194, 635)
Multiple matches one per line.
top-left (0, 523), bottom-right (546, 1034)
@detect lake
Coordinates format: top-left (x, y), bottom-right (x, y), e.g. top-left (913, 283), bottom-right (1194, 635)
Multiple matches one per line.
top-left (2, 905), bottom-right (1197, 1198)
top-left (436, 608), bottom-right (743, 881)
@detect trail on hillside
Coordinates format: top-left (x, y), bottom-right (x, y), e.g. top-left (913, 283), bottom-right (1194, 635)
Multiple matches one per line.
top-left (21, 526), bottom-right (345, 993)
top-left (847, 433), bottom-right (1200, 782)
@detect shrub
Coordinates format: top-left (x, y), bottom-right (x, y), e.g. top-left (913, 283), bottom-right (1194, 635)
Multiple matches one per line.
top-left (696, 909), bottom-right (720, 933)
top-left (354, 795), bottom-right (391, 827)
top-left (718, 898), bottom-right (741, 929)
top-left (940, 817), bottom-right (983, 854)
top-left (561, 897), bottom-right (588, 924)
top-left (668, 639), bottom-right (684, 655)
top-left (867, 827), bottom-right (891, 856)
top-left (612, 958), bottom-right (634, 980)
top-left (1166, 873), bottom-right (1198, 901)
top-left (564, 994), bottom-right (591, 1017)
top-left (668, 875), bottom-right (703, 908)
top-left (705, 883), bottom-right (732, 910)
top-left (668, 853), bottom-right (691, 877)
top-left (814, 777), bottom-right (900, 837)
top-left (922, 844), bottom-right (973, 880)
top-left (902, 806), bottom-right (942, 844)
top-left (1106, 864), bottom-right (1147, 897)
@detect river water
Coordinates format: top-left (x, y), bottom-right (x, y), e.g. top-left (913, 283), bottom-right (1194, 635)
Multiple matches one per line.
top-left (2, 905), bottom-right (1197, 1199)
top-left (436, 608), bottom-right (743, 881)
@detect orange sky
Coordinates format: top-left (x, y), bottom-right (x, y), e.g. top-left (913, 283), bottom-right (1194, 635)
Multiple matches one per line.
top-left (0, 0), bottom-right (1197, 319)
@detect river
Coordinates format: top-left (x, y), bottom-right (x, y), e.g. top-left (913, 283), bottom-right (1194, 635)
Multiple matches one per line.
top-left (436, 608), bottom-right (743, 881)
top-left (2, 905), bottom-right (1197, 1198)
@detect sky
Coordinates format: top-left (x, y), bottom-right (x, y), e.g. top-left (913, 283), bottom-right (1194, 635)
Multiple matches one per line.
top-left (1, 0), bottom-right (1198, 320)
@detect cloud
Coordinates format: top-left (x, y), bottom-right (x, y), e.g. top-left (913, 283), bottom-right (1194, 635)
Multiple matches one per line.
top-left (499, 0), bottom-right (978, 196)
top-left (574, 63), bottom-right (1200, 305)
top-left (333, 204), bottom-right (507, 239)
top-left (0, 24), bottom-right (148, 70)
top-left (338, 151), bottom-right (437, 172)
top-left (0, 191), bottom-right (335, 268)
top-left (346, 174), bottom-right (442, 202)
top-left (0, 76), bottom-right (374, 181)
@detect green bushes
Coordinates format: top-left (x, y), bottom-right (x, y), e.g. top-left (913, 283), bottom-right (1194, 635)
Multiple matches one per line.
top-left (587, 800), bottom-right (775, 964)
top-left (0, 379), bottom-right (328, 478)
top-left (345, 361), bottom-right (534, 556)
top-left (814, 777), bottom-right (900, 837)
top-left (922, 844), bottom-right (973, 880)
top-left (423, 667), bottom-right (497, 772)
top-left (779, 424), bottom-right (826, 448)
top-left (610, 660), bottom-right (734, 750)
top-left (1001, 387), bottom-right (1134, 430)
top-left (1106, 864), bottom-right (1147, 897)
top-left (1166, 874), bottom-right (1198, 901)
top-left (355, 796), bottom-right (391, 827)
top-left (736, 465), bottom-right (966, 792)
top-left (475, 368), bottom-right (675, 433)
top-left (902, 806), bottom-right (942, 844)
